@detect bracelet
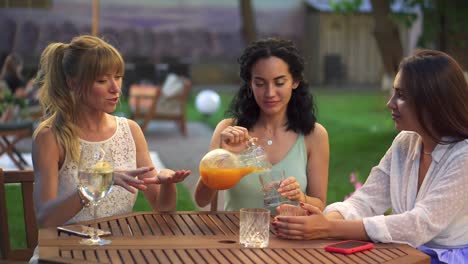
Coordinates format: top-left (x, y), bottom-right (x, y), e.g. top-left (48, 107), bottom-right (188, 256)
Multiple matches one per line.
top-left (77, 189), bottom-right (91, 208)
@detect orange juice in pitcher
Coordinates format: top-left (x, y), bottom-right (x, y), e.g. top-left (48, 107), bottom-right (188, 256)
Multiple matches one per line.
top-left (199, 141), bottom-right (271, 190)
top-left (200, 167), bottom-right (258, 190)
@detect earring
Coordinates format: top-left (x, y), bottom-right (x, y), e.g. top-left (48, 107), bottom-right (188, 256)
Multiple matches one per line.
top-left (247, 87), bottom-right (253, 98)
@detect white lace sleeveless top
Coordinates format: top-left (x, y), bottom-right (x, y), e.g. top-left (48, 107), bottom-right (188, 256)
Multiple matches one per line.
top-left (58, 116), bottom-right (138, 224)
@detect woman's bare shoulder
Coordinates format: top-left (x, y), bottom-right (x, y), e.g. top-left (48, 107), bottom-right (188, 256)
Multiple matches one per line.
top-left (126, 118), bottom-right (141, 132)
top-left (34, 126), bottom-right (56, 145)
top-left (33, 126), bottom-right (62, 160)
top-left (305, 122), bottom-right (328, 142)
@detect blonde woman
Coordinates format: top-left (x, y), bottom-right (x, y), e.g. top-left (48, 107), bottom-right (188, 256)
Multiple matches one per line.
top-left (32, 35), bottom-right (190, 232)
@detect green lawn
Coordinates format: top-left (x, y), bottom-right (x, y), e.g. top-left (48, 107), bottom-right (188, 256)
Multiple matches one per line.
top-left (6, 88), bottom-right (396, 249)
top-left (315, 90), bottom-right (396, 203)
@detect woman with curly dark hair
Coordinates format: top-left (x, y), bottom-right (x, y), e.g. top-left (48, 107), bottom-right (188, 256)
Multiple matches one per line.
top-left (195, 38), bottom-right (329, 211)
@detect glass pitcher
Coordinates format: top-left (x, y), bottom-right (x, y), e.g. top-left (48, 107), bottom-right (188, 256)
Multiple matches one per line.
top-left (199, 139), bottom-right (271, 190)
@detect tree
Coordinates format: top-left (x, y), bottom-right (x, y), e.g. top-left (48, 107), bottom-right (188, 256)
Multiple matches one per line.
top-left (239, 0), bottom-right (257, 46)
top-left (369, 0), bottom-right (403, 76)
top-left (332, 0), bottom-right (468, 73)
top-left (418, 0), bottom-right (468, 68)
top-left (331, 0), bottom-right (403, 78)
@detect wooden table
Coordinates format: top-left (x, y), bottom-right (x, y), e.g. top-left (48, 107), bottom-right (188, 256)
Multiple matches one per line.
top-left (38, 211), bottom-right (429, 264)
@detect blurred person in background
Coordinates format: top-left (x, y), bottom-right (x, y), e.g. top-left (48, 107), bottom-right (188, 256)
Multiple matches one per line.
top-left (0, 53), bottom-right (28, 97)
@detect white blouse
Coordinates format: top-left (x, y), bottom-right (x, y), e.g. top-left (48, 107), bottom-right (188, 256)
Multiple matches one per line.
top-left (324, 131), bottom-right (468, 248)
top-left (30, 117), bottom-right (138, 264)
top-left (58, 116), bottom-right (138, 224)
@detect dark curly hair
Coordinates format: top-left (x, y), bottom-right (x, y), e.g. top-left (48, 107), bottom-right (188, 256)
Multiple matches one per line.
top-left (227, 38), bottom-right (317, 135)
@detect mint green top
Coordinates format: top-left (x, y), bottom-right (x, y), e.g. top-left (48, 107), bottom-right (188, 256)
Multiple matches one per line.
top-left (224, 134), bottom-right (308, 210)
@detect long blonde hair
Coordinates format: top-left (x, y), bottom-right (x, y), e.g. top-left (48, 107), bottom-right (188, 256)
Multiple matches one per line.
top-left (34, 35), bottom-right (124, 162)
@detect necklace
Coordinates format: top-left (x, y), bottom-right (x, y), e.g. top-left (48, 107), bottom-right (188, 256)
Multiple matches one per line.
top-left (266, 128), bottom-right (273, 146)
top-left (422, 145), bottom-right (433, 155)
top-left (422, 147), bottom-right (432, 155)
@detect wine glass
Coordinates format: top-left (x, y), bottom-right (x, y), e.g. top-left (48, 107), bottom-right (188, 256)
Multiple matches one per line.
top-left (77, 144), bottom-right (114, 246)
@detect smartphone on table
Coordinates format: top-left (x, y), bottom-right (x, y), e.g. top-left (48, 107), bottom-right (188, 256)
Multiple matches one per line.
top-left (325, 240), bottom-right (374, 254)
top-left (57, 225), bottom-right (111, 237)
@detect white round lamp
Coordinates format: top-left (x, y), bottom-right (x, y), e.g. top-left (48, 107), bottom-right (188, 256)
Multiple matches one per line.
top-left (195, 89), bottom-right (221, 116)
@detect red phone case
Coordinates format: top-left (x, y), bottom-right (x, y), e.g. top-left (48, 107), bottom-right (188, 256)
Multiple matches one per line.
top-left (325, 240), bottom-right (374, 254)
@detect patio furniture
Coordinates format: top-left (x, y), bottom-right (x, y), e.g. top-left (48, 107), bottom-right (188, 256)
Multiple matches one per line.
top-left (129, 75), bottom-right (191, 136)
top-left (0, 169), bottom-right (37, 261)
top-left (37, 211), bottom-right (430, 263)
top-left (0, 121), bottom-right (33, 170)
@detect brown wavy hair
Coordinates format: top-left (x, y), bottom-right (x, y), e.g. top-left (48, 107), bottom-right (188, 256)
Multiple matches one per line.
top-left (399, 49), bottom-right (468, 143)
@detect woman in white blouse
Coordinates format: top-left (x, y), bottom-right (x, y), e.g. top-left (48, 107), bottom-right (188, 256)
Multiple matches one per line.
top-left (32, 35), bottom-right (191, 228)
top-left (272, 49), bottom-right (468, 263)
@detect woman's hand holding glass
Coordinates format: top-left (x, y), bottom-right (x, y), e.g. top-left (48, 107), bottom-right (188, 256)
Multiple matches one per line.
top-left (272, 203), bottom-right (330, 240)
top-left (278, 177), bottom-right (304, 201)
top-left (141, 169), bottom-right (191, 185)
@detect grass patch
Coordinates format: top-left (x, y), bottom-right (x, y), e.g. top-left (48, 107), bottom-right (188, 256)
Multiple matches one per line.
top-left (133, 183), bottom-right (197, 212)
top-left (315, 90), bottom-right (397, 203)
top-left (5, 185), bottom-right (27, 249)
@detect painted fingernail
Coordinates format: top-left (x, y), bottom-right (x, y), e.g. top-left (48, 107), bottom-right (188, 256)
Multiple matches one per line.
top-left (300, 202), bottom-right (305, 206)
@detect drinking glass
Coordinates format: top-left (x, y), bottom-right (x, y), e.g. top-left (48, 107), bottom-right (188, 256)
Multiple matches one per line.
top-left (278, 201), bottom-right (307, 216)
top-left (259, 170), bottom-right (286, 214)
top-left (239, 208), bottom-right (270, 248)
top-left (77, 144), bottom-right (114, 246)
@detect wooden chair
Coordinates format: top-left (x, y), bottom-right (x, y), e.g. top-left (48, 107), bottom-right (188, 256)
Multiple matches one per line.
top-left (129, 76), bottom-right (191, 136)
top-left (0, 169), bottom-right (37, 261)
top-left (0, 122), bottom-right (33, 170)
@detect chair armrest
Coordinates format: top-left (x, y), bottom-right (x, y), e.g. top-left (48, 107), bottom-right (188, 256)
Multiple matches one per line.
top-left (129, 85), bottom-right (161, 118)
top-left (161, 77), bottom-right (191, 100)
